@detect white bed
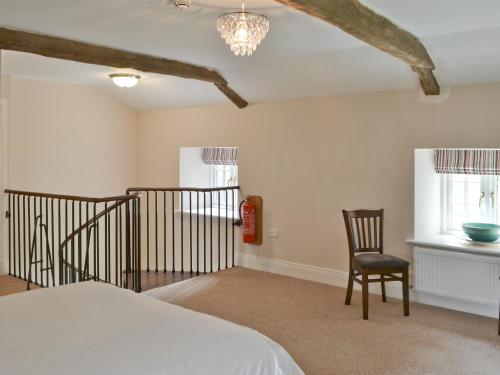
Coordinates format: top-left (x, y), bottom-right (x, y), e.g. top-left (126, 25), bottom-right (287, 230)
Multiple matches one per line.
top-left (0, 282), bottom-right (303, 375)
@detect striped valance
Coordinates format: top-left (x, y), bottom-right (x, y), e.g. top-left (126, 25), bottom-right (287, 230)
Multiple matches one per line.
top-left (202, 147), bottom-right (238, 165)
top-left (434, 149), bottom-right (500, 175)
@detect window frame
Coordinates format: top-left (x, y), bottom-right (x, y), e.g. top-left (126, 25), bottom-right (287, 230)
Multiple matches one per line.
top-left (441, 173), bottom-right (499, 234)
top-left (210, 164), bottom-right (238, 212)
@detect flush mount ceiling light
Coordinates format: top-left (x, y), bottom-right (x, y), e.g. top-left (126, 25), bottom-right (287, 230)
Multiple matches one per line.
top-left (170, 0), bottom-right (191, 10)
top-left (109, 73), bottom-right (141, 88)
top-left (217, 1), bottom-right (269, 56)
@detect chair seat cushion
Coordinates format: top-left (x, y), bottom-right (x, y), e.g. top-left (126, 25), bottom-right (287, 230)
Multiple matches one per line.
top-left (352, 253), bottom-right (409, 270)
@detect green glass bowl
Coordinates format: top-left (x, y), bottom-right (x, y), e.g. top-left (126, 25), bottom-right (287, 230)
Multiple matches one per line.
top-left (462, 222), bottom-right (500, 242)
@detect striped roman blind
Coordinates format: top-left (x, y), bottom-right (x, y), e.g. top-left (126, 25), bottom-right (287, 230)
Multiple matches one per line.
top-left (202, 147), bottom-right (238, 165)
top-left (434, 149), bottom-right (500, 175)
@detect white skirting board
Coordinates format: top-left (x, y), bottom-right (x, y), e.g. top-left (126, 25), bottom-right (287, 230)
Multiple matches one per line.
top-left (236, 252), bottom-right (405, 300)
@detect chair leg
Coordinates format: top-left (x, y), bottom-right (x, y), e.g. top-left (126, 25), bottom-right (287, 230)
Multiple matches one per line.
top-left (345, 268), bottom-right (354, 305)
top-left (381, 274), bottom-right (387, 302)
top-left (402, 268), bottom-right (410, 317)
top-left (362, 273), bottom-right (369, 320)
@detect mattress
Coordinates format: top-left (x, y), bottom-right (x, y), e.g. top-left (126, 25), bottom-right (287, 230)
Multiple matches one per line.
top-left (0, 282), bottom-right (303, 375)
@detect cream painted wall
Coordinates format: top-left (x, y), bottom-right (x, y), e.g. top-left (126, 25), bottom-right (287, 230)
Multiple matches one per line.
top-left (137, 83), bottom-right (500, 274)
top-left (8, 77), bottom-right (139, 196)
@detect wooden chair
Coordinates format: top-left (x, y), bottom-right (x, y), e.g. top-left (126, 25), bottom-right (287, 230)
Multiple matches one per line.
top-left (342, 209), bottom-right (410, 320)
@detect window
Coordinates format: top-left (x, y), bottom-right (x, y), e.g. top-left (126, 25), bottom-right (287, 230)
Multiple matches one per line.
top-left (212, 164), bottom-right (238, 188)
top-left (442, 174), bottom-right (499, 233)
top-left (212, 164), bottom-right (238, 210)
top-left (179, 147), bottom-right (238, 217)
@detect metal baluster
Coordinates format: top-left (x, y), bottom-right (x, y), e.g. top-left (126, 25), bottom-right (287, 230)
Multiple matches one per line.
top-left (171, 191), bottom-right (175, 273)
top-left (155, 191), bottom-right (158, 272)
top-left (181, 191), bottom-right (184, 273)
top-left (78, 202), bottom-right (82, 282)
top-left (8, 194), bottom-right (11, 275)
top-left (38, 197), bottom-right (42, 285)
top-left (163, 191), bottom-right (166, 272)
top-left (203, 192), bottom-right (206, 274)
top-left (232, 189), bottom-right (235, 267)
top-left (210, 192), bottom-right (213, 273)
top-left (108, 206), bottom-right (111, 282)
top-left (146, 191), bottom-right (150, 272)
top-left (94, 203), bottom-right (98, 281)
top-left (125, 198), bottom-right (130, 278)
top-left (27, 197), bottom-right (31, 280)
top-left (26, 197), bottom-right (34, 289)
top-left (51, 199), bottom-right (55, 286)
top-left (104, 202), bottom-right (108, 283)
top-left (58, 199), bottom-right (62, 286)
top-left (12, 194), bottom-right (16, 278)
top-left (130, 199), bottom-right (135, 289)
top-left (118, 205), bottom-right (122, 287)
top-left (71, 200), bottom-right (75, 283)
top-left (218, 191), bottom-right (221, 271)
top-left (189, 191), bottom-right (193, 274)
top-left (196, 192), bottom-right (199, 275)
top-left (85, 203), bottom-right (89, 281)
top-left (17, 195), bottom-right (21, 279)
top-left (137, 195), bottom-right (142, 292)
top-left (64, 200), bottom-right (68, 284)
top-left (115, 201), bottom-right (119, 286)
top-left (225, 189), bottom-right (228, 269)
top-left (22, 196), bottom-right (27, 280)
top-left (45, 197), bottom-right (49, 286)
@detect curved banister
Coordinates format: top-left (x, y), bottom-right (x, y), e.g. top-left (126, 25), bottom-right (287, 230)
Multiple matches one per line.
top-left (5, 189), bottom-right (142, 291)
top-left (58, 194), bottom-right (138, 251)
top-left (6, 186), bottom-right (240, 293)
top-left (58, 193), bottom-right (139, 286)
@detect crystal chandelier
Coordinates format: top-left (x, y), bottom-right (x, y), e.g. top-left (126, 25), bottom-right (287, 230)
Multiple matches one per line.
top-left (217, 2), bottom-right (269, 56)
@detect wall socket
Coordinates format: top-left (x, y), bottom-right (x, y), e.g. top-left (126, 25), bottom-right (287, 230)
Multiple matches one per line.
top-left (267, 227), bottom-right (280, 238)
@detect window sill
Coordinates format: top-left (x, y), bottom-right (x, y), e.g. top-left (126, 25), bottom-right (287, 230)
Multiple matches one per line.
top-left (175, 208), bottom-right (238, 219)
top-left (407, 234), bottom-right (500, 258)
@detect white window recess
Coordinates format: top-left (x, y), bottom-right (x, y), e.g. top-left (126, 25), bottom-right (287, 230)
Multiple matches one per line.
top-left (409, 149), bottom-right (500, 318)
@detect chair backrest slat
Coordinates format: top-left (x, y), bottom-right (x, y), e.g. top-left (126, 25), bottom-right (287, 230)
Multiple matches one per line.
top-left (342, 209), bottom-right (384, 258)
top-left (367, 217), bottom-right (372, 248)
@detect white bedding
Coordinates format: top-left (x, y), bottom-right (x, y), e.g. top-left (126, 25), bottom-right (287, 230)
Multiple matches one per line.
top-left (0, 282), bottom-right (303, 375)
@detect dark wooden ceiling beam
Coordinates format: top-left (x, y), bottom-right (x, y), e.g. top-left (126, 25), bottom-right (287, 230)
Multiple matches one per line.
top-left (0, 26), bottom-right (248, 108)
top-left (215, 83), bottom-right (249, 109)
top-left (275, 0), bottom-right (440, 95)
top-left (413, 67), bottom-right (440, 96)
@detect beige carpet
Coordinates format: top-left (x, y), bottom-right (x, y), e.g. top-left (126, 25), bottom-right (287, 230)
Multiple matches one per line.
top-left (145, 267), bottom-right (500, 375)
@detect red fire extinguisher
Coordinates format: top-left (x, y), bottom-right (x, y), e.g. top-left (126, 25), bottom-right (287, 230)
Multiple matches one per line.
top-left (239, 200), bottom-right (256, 244)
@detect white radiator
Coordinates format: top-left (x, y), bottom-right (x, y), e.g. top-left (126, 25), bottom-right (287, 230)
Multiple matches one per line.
top-left (413, 247), bottom-right (500, 318)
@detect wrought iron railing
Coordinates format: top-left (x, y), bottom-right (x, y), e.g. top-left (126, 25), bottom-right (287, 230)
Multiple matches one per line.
top-left (126, 186), bottom-right (240, 276)
top-left (4, 186), bottom-right (240, 292)
top-left (4, 190), bottom-right (141, 291)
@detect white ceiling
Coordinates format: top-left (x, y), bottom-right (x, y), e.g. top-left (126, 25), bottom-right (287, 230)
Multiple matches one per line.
top-left (1, 0), bottom-right (500, 109)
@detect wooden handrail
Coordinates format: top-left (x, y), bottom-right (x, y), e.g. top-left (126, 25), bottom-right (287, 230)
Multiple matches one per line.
top-left (58, 193), bottom-right (139, 285)
top-left (126, 186), bottom-right (240, 193)
top-left (5, 189), bottom-right (135, 203)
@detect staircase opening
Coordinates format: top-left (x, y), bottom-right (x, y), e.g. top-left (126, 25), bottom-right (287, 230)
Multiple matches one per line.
top-left (4, 186), bottom-right (240, 292)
